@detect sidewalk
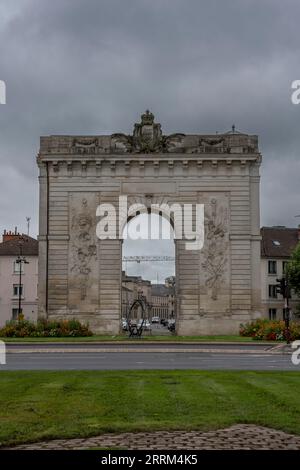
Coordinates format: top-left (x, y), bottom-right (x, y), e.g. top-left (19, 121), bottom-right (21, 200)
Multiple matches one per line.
top-left (6, 342), bottom-right (288, 355)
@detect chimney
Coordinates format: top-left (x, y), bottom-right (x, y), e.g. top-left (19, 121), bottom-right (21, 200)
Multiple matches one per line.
top-left (2, 229), bottom-right (22, 243)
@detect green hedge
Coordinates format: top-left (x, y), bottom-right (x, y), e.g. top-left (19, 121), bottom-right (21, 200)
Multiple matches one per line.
top-left (240, 318), bottom-right (300, 341)
top-left (0, 318), bottom-right (93, 338)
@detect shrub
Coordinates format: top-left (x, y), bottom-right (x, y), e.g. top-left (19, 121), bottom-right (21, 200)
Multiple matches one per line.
top-left (0, 319), bottom-right (93, 338)
top-left (240, 318), bottom-right (300, 341)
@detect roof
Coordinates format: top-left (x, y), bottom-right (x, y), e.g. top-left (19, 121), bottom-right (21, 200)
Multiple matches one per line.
top-left (261, 227), bottom-right (299, 259)
top-left (0, 235), bottom-right (38, 256)
top-left (151, 284), bottom-right (174, 296)
top-left (122, 272), bottom-right (151, 285)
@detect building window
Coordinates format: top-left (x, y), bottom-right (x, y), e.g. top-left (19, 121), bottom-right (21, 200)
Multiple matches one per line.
top-left (268, 260), bottom-right (277, 274)
top-left (282, 261), bottom-right (288, 275)
top-left (268, 285), bottom-right (277, 299)
top-left (13, 284), bottom-right (23, 297)
top-left (12, 308), bottom-right (20, 320)
top-left (13, 261), bottom-right (24, 273)
top-left (269, 308), bottom-right (277, 320)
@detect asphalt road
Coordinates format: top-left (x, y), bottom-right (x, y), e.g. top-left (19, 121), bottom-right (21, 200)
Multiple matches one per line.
top-left (1, 343), bottom-right (297, 370)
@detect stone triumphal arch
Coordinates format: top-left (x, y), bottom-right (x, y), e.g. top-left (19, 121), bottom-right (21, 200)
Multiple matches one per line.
top-left (38, 111), bottom-right (262, 334)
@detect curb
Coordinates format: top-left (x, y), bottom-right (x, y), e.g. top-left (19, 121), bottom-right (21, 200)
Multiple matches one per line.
top-left (6, 347), bottom-right (290, 354)
top-left (3, 341), bottom-right (277, 346)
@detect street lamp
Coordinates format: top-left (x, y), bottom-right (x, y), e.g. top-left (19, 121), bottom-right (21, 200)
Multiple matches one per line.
top-left (276, 276), bottom-right (292, 344)
top-left (15, 238), bottom-right (29, 318)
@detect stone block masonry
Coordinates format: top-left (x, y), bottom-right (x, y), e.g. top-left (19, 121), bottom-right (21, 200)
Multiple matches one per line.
top-left (37, 111), bottom-right (262, 334)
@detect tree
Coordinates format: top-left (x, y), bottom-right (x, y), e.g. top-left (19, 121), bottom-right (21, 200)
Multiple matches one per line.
top-left (287, 243), bottom-right (300, 296)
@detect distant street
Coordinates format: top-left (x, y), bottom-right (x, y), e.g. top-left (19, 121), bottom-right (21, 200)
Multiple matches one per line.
top-left (1, 342), bottom-right (297, 371)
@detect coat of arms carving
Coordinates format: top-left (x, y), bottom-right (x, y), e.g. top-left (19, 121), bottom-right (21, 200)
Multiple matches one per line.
top-left (110, 110), bottom-right (185, 154)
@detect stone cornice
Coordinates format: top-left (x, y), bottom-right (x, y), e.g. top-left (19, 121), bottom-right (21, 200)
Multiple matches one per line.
top-left (37, 152), bottom-right (261, 164)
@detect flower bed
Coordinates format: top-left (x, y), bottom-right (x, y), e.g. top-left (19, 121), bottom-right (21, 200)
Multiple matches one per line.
top-left (0, 318), bottom-right (92, 337)
top-left (239, 318), bottom-right (300, 341)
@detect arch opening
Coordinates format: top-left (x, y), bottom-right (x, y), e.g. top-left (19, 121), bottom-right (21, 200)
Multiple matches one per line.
top-left (121, 212), bottom-right (176, 335)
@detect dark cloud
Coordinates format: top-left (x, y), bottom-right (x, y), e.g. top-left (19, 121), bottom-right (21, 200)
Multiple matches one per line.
top-left (0, 0), bottom-right (299, 278)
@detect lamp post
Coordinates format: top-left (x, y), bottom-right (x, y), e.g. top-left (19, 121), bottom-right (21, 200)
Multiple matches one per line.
top-left (284, 275), bottom-right (291, 345)
top-left (15, 238), bottom-right (29, 318)
top-left (276, 276), bottom-right (291, 344)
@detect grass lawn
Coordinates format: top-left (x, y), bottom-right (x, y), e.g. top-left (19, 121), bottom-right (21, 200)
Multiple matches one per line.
top-left (0, 334), bottom-right (273, 343)
top-left (0, 370), bottom-right (299, 446)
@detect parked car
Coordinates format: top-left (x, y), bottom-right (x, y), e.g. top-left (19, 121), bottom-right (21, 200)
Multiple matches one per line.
top-left (167, 319), bottom-right (176, 332)
top-left (151, 316), bottom-right (160, 323)
top-left (161, 318), bottom-right (168, 326)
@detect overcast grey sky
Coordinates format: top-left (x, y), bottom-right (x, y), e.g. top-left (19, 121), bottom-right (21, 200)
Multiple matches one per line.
top-left (0, 0), bottom-right (300, 280)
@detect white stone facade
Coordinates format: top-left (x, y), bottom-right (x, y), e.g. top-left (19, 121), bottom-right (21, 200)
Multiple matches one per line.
top-left (0, 234), bottom-right (38, 327)
top-left (261, 258), bottom-right (299, 319)
top-left (37, 111), bottom-right (262, 334)
top-left (260, 226), bottom-right (300, 320)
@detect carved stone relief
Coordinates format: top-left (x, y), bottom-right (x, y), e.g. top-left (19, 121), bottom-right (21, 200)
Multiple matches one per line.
top-left (72, 138), bottom-right (104, 154)
top-left (68, 194), bottom-right (98, 310)
top-left (110, 110), bottom-right (186, 154)
top-left (201, 197), bottom-right (229, 301)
